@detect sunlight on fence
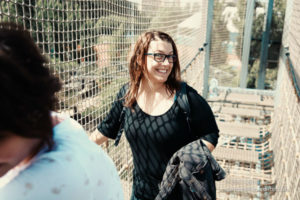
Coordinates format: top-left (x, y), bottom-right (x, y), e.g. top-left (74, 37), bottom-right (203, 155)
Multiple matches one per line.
top-left (0, 0), bottom-right (206, 198)
top-left (1, 0), bottom-right (299, 199)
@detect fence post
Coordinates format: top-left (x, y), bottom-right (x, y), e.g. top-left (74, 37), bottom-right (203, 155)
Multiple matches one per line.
top-left (240, 0), bottom-right (255, 88)
top-left (258, 0), bottom-right (274, 89)
top-left (202, 0), bottom-right (214, 99)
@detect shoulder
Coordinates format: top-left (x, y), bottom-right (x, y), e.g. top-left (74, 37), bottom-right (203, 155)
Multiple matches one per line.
top-left (121, 82), bottom-right (129, 91)
top-left (53, 115), bottom-right (87, 142)
top-left (118, 82), bottom-right (129, 96)
top-left (185, 83), bottom-right (207, 105)
top-left (178, 82), bottom-right (200, 96)
top-left (0, 114), bottom-right (123, 199)
top-left (0, 143), bottom-right (123, 199)
top-left (182, 83), bottom-right (214, 117)
top-left (0, 154), bottom-right (85, 199)
top-left (185, 83), bottom-right (198, 95)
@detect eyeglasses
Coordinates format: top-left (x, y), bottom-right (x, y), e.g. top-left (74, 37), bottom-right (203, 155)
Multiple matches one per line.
top-left (145, 53), bottom-right (177, 63)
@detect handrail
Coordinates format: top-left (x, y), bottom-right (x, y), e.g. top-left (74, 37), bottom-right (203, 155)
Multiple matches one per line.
top-left (181, 43), bottom-right (207, 73)
top-left (216, 86), bottom-right (275, 96)
top-left (284, 47), bottom-right (300, 102)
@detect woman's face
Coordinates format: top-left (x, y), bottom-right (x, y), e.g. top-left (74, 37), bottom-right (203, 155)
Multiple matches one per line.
top-left (145, 39), bottom-right (174, 84)
top-left (0, 132), bottom-right (40, 177)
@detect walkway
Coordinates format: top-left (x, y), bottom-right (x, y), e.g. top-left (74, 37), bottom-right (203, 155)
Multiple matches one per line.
top-left (208, 89), bottom-right (275, 199)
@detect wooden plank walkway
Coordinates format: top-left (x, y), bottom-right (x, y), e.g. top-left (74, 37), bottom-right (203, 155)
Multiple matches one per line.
top-left (213, 106), bottom-right (263, 117)
top-left (208, 90), bottom-right (275, 199)
top-left (213, 147), bottom-right (259, 163)
top-left (216, 174), bottom-right (272, 195)
top-left (217, 121), bottom-right (263, 138)
top-left (208, 92), bottom-right (274, 107)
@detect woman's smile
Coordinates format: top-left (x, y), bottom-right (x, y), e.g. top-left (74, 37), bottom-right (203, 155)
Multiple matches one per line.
top-left (145, 39), bottom-right (174, 84)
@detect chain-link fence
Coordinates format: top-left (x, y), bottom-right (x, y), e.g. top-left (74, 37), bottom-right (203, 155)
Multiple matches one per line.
top-left (271, 0), bottom-right (300, 199)
top-left (208, 0), bottom-right (284, 90)
top-left (208, 0), bottom-right (246, 88)
top-left (2, 0), bottom-right (299, 199)
top-left (0, 0), bottom-right (207, 198)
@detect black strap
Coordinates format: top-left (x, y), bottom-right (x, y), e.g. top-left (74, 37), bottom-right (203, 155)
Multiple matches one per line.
top-left (176, 82), bottom-right (191, 133)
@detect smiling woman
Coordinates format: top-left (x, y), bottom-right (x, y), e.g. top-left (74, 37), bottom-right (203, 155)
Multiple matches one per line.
top-left (144, 39), bottom-right (175, 88)
top-left (92, 31), bottom-right (220, 200)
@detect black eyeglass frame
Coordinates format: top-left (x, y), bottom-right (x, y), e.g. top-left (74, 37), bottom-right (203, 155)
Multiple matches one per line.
top-left (144, 53), bottom-right (177, 63)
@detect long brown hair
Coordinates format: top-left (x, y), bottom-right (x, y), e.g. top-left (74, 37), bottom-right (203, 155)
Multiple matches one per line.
top-left (125, 31), bottom-right (181, 108)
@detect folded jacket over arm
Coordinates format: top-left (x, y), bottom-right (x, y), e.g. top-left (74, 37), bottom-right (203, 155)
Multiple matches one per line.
top-left (155, 139), bottom-right (226, 200)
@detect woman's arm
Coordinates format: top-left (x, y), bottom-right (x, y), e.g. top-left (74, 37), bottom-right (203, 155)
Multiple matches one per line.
top-left (186, 84), bottom-right (219, 152)
top-left (201, 139), bottom-right (215, 152)
top-left (89, 130), bottom-right (108, 145)
top-left (94, 83), bottom-right (128, 143)
top-left (201, 131), bottom-right (219, 152)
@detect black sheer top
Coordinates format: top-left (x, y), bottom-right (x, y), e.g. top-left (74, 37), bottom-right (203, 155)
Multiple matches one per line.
top-left (98, 83), bottom-right (219, 200)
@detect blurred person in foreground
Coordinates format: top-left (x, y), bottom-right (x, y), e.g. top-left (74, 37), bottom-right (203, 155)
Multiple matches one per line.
top-left (0, 22), bottom-right (123, 200)
top-left (91, 31), bottom-right (220, 200)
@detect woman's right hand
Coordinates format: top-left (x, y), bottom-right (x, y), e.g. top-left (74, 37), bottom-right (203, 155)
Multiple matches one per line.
top-left (89, 130), bottom-right (108, 145)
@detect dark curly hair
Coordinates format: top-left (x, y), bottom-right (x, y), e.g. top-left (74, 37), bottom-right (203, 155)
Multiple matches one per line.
top-left (0, 22), bottom-right (61, 150)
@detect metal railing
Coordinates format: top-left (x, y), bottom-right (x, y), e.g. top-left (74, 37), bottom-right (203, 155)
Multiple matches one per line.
top-left (284, 47), bottom-right (300, 102)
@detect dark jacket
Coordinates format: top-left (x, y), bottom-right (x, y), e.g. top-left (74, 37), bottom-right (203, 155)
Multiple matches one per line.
top-left (155, 140), bottom-right (226, 200)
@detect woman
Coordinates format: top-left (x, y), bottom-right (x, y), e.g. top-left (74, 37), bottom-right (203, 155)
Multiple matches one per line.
top-left (92, 31), bottom-right (219, 200)
top-left (0, 22), bottom-right (123, 200)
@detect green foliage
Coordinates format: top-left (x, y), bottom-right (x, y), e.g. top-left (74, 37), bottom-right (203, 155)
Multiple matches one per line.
top-left (246, 0), bottom-right (286, 89)
top-left (247, 58), bottom-right (278, 89)
top-left (0, 0), bottom-right (141, 62)
top-left (1, 0), bottom-right (83, 61)
top-left (95, 15), bottom-right (132, 55)
top-left (247, 60), bottom-right (259, 88)
top-left (49, 57), bottom-right (81, 82)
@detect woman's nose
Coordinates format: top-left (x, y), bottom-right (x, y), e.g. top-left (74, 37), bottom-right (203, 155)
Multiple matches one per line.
top-left (162, 58), bottom-right (171, 65)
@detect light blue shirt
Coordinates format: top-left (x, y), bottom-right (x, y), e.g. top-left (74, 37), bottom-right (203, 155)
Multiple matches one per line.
top-left (0, 113), bottom-right (124, 200)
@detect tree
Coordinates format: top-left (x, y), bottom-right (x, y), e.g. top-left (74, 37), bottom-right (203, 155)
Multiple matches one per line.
top-left (246, 0), bottom-right (286, 88)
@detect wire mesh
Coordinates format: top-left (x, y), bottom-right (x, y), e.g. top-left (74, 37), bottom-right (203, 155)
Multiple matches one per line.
top-left (271, 66), bottom-right (300, 199)
top-left (1, 0), bottom-right (299, 199)
top-left (208, 0), bottom-right (284, 90)
top-left (208, 0), bottom-right (247, 88)
top-left (0, 0), bottom-right (207, 199)
top-left (272, 0), bottom-right (300, 194)
top-left (207, 86), bottom-right (275, 199)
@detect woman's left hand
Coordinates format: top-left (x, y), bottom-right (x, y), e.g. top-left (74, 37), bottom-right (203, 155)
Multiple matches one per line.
top-left (201, 140), bottom-right (215, 152)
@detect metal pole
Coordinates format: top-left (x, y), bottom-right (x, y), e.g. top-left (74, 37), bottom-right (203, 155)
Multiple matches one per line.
top-left (240, 0), bottom-right (255, 88)
top-left (257, 0), bottom-right (274, 89)
top-left (202, 0), bottom-right (214, 99)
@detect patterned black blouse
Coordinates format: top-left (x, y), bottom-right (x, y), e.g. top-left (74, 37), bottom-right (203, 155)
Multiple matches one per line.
top-left (98, 83), bottom-right (219, 200)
